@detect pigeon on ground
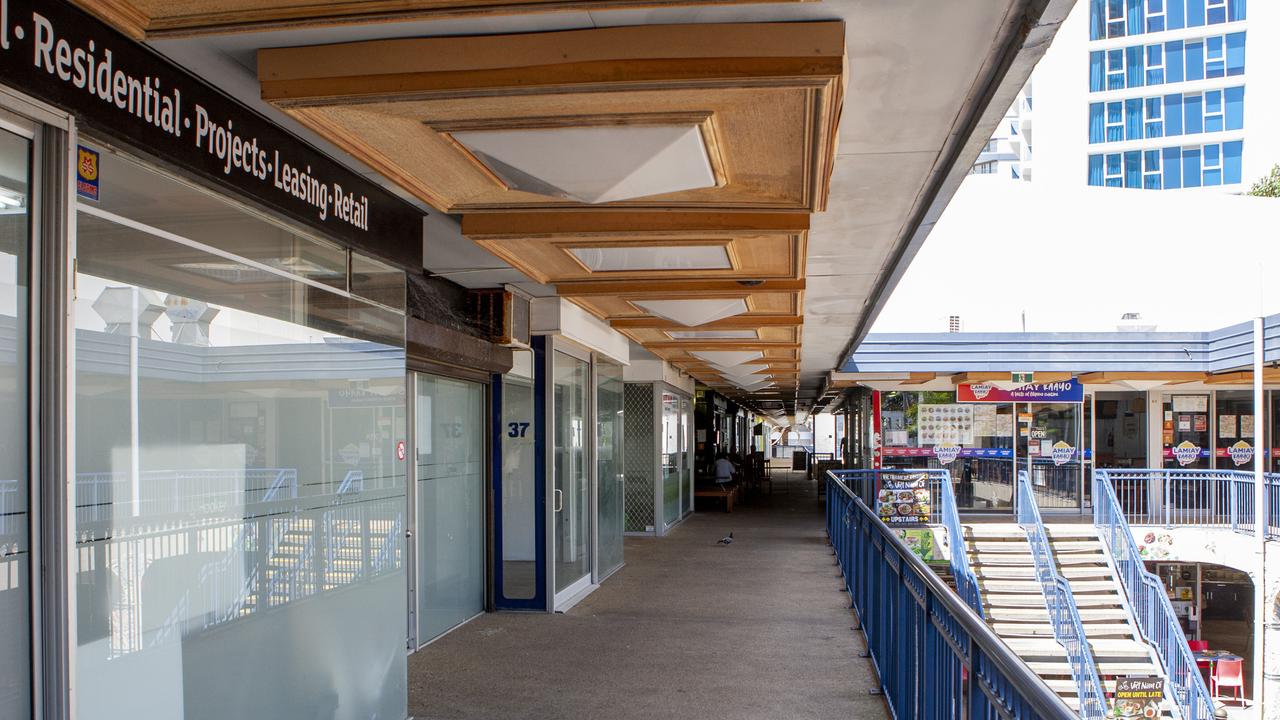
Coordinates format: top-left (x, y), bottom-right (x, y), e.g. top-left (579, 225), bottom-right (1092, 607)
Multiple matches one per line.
top-left (717, 532), bottom-right (734, 545)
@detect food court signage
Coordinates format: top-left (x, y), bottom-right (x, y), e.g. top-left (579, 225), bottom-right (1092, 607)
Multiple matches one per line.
top-left (0, 0), bottom-right (422, 268)
top-left (956, 378), bottom-right (1084, 404)
top-left (877, 472), bottom-right (930, 526)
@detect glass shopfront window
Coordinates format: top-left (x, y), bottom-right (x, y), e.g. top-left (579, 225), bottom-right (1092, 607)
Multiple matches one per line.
top-left (1163, 393), bottom-right (1211, 469)
top-left (661, 391), bottom-right (681, 527)
top-left (595, 358), bottom-right (625, 578)
top-left (499, 350), bottom-right (537, 601)
top-left (881, 391), bottom-right (1015, 511)
top-left (72, 144), bottom-right (408, 720)
top-left (0, 116), bottom-right (31, 720)
top-left (414, 373), bottom-right (485, 644)
top-left (1213, 390), bottom-right (1255, 469)
top-left (1020, 403), bottom-right (1083, 510)
top-left (1094, 392), bottom-right (1148, 468)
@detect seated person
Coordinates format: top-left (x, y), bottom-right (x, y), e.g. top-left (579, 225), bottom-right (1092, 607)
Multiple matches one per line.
top-left (712, 453), bottom-right (737, 486)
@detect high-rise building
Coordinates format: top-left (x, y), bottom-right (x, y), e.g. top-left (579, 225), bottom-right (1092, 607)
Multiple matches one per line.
top-left (1085, 0), bottom-right (1247, 190)
top-left (970, 81), bottom-right (1035, 181)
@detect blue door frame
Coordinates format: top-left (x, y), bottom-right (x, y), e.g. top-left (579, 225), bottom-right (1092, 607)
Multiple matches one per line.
top-left (491, 335), bottom-right (548, 610)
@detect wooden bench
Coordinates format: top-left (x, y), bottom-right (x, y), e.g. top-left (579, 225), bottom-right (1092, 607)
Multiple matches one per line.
top-left (695, 484), bottom-right (738, 513)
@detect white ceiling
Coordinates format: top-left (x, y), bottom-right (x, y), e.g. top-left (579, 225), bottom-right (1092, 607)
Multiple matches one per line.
top-left (148, 0), bottom-right (1071, 414)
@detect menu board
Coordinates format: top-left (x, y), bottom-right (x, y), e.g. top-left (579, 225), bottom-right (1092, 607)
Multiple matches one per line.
top-left (1111, 677), bottom-right (1163, 719)
top-left (972, 404), bottom-right (999, 437)
top-left (877, 473), bottom-right (931, 526)
top-left (1172, 395), bottom-right (1208, 413)
top-left (919, 404), bottom-right (973, 445)
top-left (1219, 415), bottom-right (1237, 439)
top-left (1241, 414), bottom-right (1255, 437)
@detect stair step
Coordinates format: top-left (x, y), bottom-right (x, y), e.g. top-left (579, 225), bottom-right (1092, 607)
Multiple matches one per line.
top-left (978, 579), bottom-right (1118, 593)
top-left (1027, 660), bottom-right (1160, 677)
top-left (974, 566), bottom-right (1112, 580)
top-left (970, 554), bottom-right (1107, 567)
top-left (989, 622), bottom-right (1135, 638)
top-left (1004, 638), bottom-right (1153, 662)
top-left (970, 540), bottom-right (1103, 553)
top-left (985, 607), bottom-right (1131, 622)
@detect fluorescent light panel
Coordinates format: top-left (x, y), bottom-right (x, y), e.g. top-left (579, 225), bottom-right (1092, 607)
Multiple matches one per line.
top-left (633, 298), bottom-right (747, 327)
top-left (570, 245), bottom-right (730, 272)
top-left (452, 124), bottom-right (716, 204)
top-left (667, 329), bottom-right (758, 340)
top-left (694, 350), bottom-right (763, 366)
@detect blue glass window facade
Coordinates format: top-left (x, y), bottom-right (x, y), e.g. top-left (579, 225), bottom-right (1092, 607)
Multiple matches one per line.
top-left (1087, 0), bottom-right (1245, 190)
top-left (1087, 32), bottom-right (1245, 92)
top-left (1087, 86), bottom-right (1244, 144)
top-left (1090, 0), bottom-right (1245, 40)
top-left (1089, 141), bottom-right (1242, 188)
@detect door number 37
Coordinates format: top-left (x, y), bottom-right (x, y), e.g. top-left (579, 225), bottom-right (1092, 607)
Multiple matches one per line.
top-left (507, 422), bottom-right (531, 438)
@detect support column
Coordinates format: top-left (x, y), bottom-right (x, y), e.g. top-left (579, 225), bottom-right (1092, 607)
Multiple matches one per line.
top-left (1253, 316), bottom-right (1269, 712)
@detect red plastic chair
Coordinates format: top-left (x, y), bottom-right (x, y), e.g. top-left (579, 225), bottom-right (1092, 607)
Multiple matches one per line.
top-left (1188, 640), bottom-right (1211, 672)
top-left (1212, 658), bottom-right (1246, 705)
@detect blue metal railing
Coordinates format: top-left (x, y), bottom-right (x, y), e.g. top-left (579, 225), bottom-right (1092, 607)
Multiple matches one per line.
top-left (829, 468), bottom-right (982, 614)
top-left (1103, 468), bottom-right (1280, 538)
top-left (826, 471), bottom-right (1076, 719)
top-left (1094, 470), bottom-right (1215, 720)
top-left (1016, 470), bottom-right (1107, 719)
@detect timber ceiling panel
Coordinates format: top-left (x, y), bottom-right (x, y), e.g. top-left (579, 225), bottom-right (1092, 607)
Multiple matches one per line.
top-left (257, 23), bottom-right (844, 215)
top-left (88, 0), bottom-right (808, 37)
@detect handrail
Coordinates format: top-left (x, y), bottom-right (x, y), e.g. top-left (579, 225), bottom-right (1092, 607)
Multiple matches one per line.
top-left (1016, 470), bottom-right (1108, 719)
top-left (1102, 467), bottom-right (1280, 538)
top-left (826, 470), bottom-right (1077, 720)
top-left (1094, 470), bottom-right (1215, 720)
top-left (938, 469), bottom-right (984, 615)
top-left (829, 468), bottom-right (982, 614)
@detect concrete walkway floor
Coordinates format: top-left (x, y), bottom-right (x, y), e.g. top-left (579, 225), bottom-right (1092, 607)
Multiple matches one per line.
top-left (408, 472), bottom-right (889, 720)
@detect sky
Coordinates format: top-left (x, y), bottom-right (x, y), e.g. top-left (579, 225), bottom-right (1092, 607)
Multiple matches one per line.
top-left (869, 0), bottom-right (1280, 335)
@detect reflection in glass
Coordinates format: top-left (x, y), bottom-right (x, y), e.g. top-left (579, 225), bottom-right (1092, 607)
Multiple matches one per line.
top-left (553, 352), bottom-right (590, 594)
top-left (416, 374), bottom-right (484, 643)
top-left (661, 392), bottom-right (680, 526)
top-left (680, 396), bottom-right (691, 517)
top-left (1022, 403), bottom-right (1083, 510)
top-left (0, 127), bottom-right (30, 719)
top-left (500, 350), bottom-right (537, 599)
top-left (882, 390), bottom-right (1015, 512)
top-left (1163, 393), bottom-right (1211, 470)
top-left (595, 358), bottom-right (624, 577)
top-left (73, 147), bottom-right (407, 720)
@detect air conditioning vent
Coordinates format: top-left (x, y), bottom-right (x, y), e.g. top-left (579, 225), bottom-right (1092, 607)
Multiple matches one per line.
top-left (469, 289), bottom-right (531, 348)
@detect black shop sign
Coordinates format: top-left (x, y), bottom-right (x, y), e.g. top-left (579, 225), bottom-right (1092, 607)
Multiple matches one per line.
top-left (0, 0), bottom-right (423, 269)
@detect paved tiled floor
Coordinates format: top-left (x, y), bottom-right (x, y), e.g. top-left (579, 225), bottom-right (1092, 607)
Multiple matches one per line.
top-left (408, 472), bottom-right (888, 720)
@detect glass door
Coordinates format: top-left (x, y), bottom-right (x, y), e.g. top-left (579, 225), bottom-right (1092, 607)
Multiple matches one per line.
top-left (414, 373), bottom-right (485, 645)
top-left (1163, 393), bottom-right (1211, 469)
top-left (0, 118), bottom-right (32, 720)
top-left (1020, 402), bottom-right (1083, 511)
top-left (553, 350), bottom-right (591, 603)
top-left (660, 392), bottom-right (680, 529)
top-left (680, 396), bottom-right (691, 517)
top-left (595, 358), bottom-right (624, 579)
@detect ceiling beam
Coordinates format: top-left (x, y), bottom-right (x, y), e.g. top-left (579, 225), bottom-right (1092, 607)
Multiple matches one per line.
top-left (1078, 371), bottom-right (1209, 384)
top-left (259, 23), bottom-right (846, 105)
top-left (463, 211), bottom-right (809, 238)
top-left (557, 279), bottom-right (805, 297)
top-left (610, 315), bottom-right (801, 329)
top-left (900, 372), bottom-right (936, 385)
top-left (951, 371), bottom-right (1073, 384)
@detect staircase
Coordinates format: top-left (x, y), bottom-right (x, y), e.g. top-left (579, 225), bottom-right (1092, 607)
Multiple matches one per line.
top-left (964, 523), bottom-right (1175, 716)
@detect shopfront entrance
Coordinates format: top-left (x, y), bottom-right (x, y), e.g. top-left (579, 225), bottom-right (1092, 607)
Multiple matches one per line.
top-left (411, 372), bottom-right (486, 647)
top-left (1018, 402), bottom-right (1084, 511)
top-left (0, 104), bottom-right (37, 720)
